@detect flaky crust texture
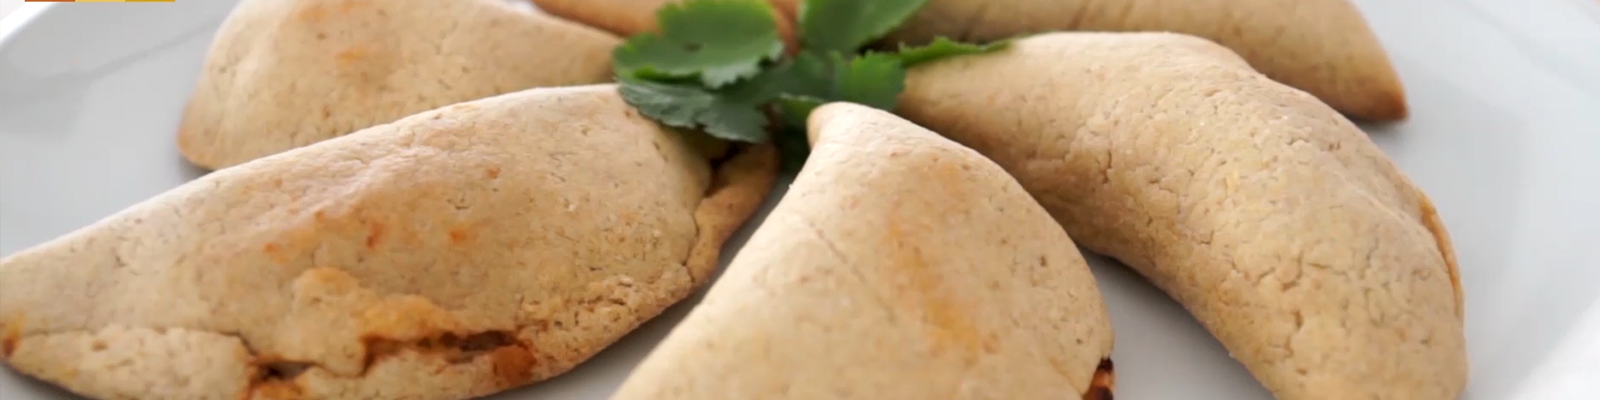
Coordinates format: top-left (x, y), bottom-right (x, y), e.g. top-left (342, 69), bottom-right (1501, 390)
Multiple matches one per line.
top-left (0, 85), bottom-right (778, 400)
top-left (900, 32), bottom-right (1465, 400)
top-left (177, 0), bottom-right (620, 170)
top-left (612, 104), bottom-right (1114, 400)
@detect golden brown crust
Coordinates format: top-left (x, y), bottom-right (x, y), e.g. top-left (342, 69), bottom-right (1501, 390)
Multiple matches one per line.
top-left (899, 32), bottom-right (1464, 400)
top-left (1, 86), bottom-right (776, 400)
top-left (0, 313), bottom-right (21, 358)
top-left (542, 0), bottom-right (1406, 120)
top-left (774, 0), bottom-right (1406, 120)
top-left (178, 0), bottom-right (619, 170)
top-left (530, 0), bottom-right (800, 52)
top-left (612, 104), bottom-right (1114, 400)
top-left (531, 0), bottom-right (655, 35)
top-left (684, 144), bottom-right (782, 285)
top-left (1418, 195), bottom-right (1464, 320)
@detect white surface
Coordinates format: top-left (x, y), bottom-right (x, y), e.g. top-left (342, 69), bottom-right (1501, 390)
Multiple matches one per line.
top-left (0, 1), bottom-right (22, 24)
top-left (1, 0), bottom-right (1598, 399)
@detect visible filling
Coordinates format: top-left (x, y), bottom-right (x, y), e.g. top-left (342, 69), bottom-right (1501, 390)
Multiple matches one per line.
top-left (1084, 358), bottom-right (1115, 400)
top-left (246, 330), bottom-right (526, 394)
top-left (361, 331), bottom-right (519, 367)
top-left (256, 360), bottom-right (313, 383)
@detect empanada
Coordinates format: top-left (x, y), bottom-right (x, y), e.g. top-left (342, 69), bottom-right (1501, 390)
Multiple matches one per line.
top-left (0, 85), bottom-right (778, 400)
top-left (532, 0), bottom-right (798, 49)
top-left (178, 0), bottom-right (620, 170)
top-left (898, 32), bottom-right (1465, 400)
top-left (537, 0), bottom-right (1405, 120)
top-left (610, 103), bottom-right (1115, 400)
top-left (787, 0), bottom-right (1405, 120)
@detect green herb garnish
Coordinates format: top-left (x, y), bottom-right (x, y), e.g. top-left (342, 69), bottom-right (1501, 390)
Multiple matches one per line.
top-left (612, 0), bottom-right (1010, 168)
top-left (612, 0), bottom-right (785, 88)
top-left (890, 37), bottom-right (1014, 68)
top-left (797, 0), bottom-right (930, 54)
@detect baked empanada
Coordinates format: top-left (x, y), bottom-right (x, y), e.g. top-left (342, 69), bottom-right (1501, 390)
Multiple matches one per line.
top-left (899, 32), bottom-right (1465, 400)
top-left (788, 0), bottom-right (1406, 120)
top-left (0, 85), bottom-right (778, 400)
top-left (611, 103), bottom-right (1115, 400)
top-left (532, 0), bottom-right (798, 49)
top-left (537, 0), bottom-right (1405, 120)
top-left (178, 0), bottom-right (620, 170)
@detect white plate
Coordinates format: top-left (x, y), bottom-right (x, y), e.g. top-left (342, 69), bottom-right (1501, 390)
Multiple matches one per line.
top-left (2, 1), bottom-right (1598, 399)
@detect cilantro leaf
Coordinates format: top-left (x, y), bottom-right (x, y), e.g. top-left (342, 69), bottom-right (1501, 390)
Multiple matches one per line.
top-left (771, 51), bottom-right (905, 111)
top-left (770, 52), bottom-right (833, 99)
top-left (613, 0), bottom-right (784, 88)
top-left (772, 94), bottom-right (822, 173)
top-left (776, 93), bottom-right (826, 129)
top-left (891, 36), bottom-right (1013, 68)
top-left (834, 53), bottom-right (905, 110)
top-left (774, 122), bottom-right (814, 173)
top-left (617, 76), bottom-right (775, 143)
top-left (799, 0), bottom-right (929, 54)
top-left (612, 0), bottom-right (1000, 169)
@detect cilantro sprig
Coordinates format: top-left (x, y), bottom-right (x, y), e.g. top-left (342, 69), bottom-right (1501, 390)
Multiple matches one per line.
top-left (612, 0), bottom-right (1010, 167)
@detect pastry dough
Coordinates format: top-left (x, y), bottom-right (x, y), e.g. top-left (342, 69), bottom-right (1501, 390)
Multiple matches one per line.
top-left (899, 32), bottom-right (1466, 400)
top-left (0, 85), bottom-right (779, 400)
top-left (535, 0), bottom-right (1406, 120)
top-left (776, 0), bottom-right (1407, 120)
top-left (611, 103), bottom-right (1116, 400)
top-left (533, 0), bottom-right (798, 50)
top-left (178, 0), bottom-right (619, 169)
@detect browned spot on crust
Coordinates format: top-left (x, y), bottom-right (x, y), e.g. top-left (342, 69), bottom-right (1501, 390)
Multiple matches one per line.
top-left (490, 344), bottom-right (538, 388)
top-left (250, 383), bottom-right (303, 400)
top-left (887, 215), bottom-right (983, 359)
top-left (484, 167), bottom-right (501, 179)
top-left (262, 243), bottom-right (281, 254)
top-left (360, 336), bottom-right (400, 369)
top-left (334, 46), bottom-right (368, 66)
top-left (448, 228), bottom-right (474, 245)
top-left (247, 359), bottom-right (311, 400)
top-left (1363, 83), bottom-right (1409, 121)
top-left (359, 331), bottom-right (522, 374)
top-left (0, 320), bottom-right (20, 357)
top-left (1084, 358), bottom-right (1115, 400)
top-left (365, 221), bottom-right (386, 249)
